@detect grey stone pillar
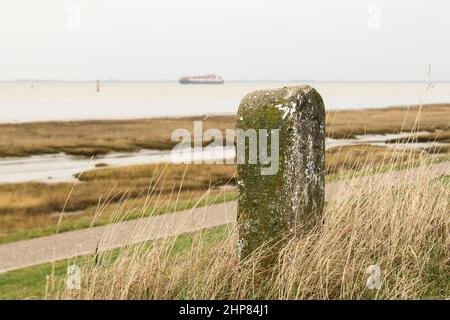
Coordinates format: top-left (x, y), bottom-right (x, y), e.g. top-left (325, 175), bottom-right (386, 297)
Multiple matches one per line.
top-left (236, 85), bottom-right (325, 264)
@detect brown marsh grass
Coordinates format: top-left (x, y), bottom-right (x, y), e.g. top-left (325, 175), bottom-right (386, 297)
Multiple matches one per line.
top-left (51, 154), bottom-right (449, 300)
top-left (324, 144), bottom-right (423, 174)
top-left (325, 103), bottom-right (450, 138)
top-left (0, 116), bottom-right (235, 157)
top-left (0, 104), bottom-right (448, 157)
top-left (387, 129), bottom-right (450, 144)
top-left (0, 163), bottom-right (236, 237)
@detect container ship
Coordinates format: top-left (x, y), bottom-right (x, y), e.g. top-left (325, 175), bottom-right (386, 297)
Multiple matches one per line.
top-left (178, 74), bottom-right (224, 84)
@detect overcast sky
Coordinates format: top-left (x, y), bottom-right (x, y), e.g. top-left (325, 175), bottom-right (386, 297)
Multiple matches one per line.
top-left (0, 0), bottom-right (449, 81)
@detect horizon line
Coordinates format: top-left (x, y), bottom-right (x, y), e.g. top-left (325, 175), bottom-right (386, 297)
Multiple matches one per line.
top-left (1, 79), bottom-right (449, 84)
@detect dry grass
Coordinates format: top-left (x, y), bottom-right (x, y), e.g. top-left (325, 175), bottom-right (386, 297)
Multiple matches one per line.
top-left (324, 144), bottom-right (423, 174)
top-left (387, 129), bottom-right (450, 144)
top-left (0, 163), bottom-right (236, 236)
top-left (0, 116), bottom-right (235, 157)
top-left (1, 141), bottom-right (445, 240)
top-left (51, 157), bottom-right (449, 300)
top-left (326, 104), bottom-right (450, 138)
top-left (0, 104), bottom-right (448, 157)
top-left (0, 144), bottom-right (430, 237)
top-left (424, 145), bottom-right (450, 155)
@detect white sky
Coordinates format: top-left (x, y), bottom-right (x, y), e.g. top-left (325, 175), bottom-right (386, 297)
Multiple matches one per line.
top-left (0, 0), bottom-right (449, 81)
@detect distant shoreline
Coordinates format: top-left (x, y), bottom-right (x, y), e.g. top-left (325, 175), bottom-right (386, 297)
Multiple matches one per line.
top-left (2, 80), bottom-right (450, 84)
top-left (2, 82), bottom-right (449, 123)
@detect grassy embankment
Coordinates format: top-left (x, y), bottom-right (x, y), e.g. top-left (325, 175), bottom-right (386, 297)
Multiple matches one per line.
top-left (0, 226), bottom-right (226, 299)
top-left (0, 164), bottom-right (237, 244)
top-left (52, 161), bottom-right (450, 300)
top-left (2, 158), bottom-right (448, 300)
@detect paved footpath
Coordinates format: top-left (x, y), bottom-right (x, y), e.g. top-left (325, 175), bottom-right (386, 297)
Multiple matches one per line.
top-left (0, 161), bottom-right (448, 273)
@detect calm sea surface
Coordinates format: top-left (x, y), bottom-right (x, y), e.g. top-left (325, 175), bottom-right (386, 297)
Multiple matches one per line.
top-left (0, 82), bottom-right (449, 123)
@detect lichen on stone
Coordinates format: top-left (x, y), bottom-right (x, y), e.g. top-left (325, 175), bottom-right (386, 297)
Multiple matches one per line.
top-left (236, 85), bottom-right (326, 266)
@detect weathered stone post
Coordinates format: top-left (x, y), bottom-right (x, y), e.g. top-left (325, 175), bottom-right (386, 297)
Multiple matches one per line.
top-left (236, 85), bottom-right (325, 265)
